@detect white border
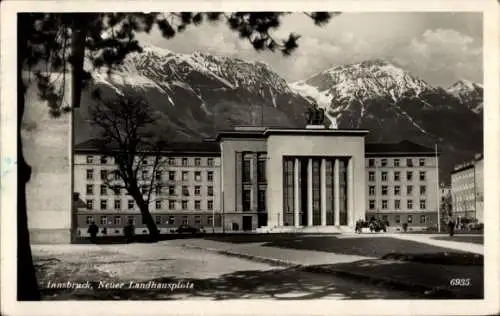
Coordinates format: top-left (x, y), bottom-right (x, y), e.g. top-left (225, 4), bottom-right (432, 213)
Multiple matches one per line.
top-left (1, 1), bottom-right (499, 316)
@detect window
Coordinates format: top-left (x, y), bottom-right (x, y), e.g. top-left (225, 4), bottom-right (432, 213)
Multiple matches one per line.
top-left (155, 216), bottom-right (161, 224)
top-left (243, 189), bottom-right (251, 211)
top-left (242, 159), bottom-right (251, 182)
top-left (258, 189), bottom-right (266, 211)
top-left (368, 159), bottom-right (375, 167)
top-left (407, 185), bottom-right (413, 195)
top-left (407, 199), bottom-right (413, 209)
top-left (155, 185), bottom-right (162, 195)
top-left (182, 158), bottom-right (188, 167)
top-left (368, 171), bottom-right (375, 182)
top-left (207, 186), bottom-right (214, 197)
top-left (382, 215), bottom-right (388, 222)
top-left (395, 200), bottom-right (401, 209)
top-left (86, 169), bottom-right (94, 180)
top-left (168, 186), bottom-right (176, 195)
top-left (207, 158), bottom-right (214, 167)
top-left (100, 156), bottom-right (108, 164)
top-left (86, 156), bottom-right (94, 164)
top-left (406, 171), bottom-right (413, 181)
top-left (156, 200), bottom-right (162, 209)
top-left (100, 216), bottom-right (107, 225)
top-left (420, 185), bottom-right (426, 195)
top-left (420, 215), bottom-right (426, 224)
top-left (382, 185), bottom-right (388, 195)
top-left (169, 200), bottom-right (176, 210)
top-left (182, 171), bottom-right (188, 181)
top-left (394, 171), bottom-right (400, 181)
top-left (142, 159), bottom-right (148, 166)
top-left (86, 184), bottom-right (94, 195)
top-left (155, 170), bottom-right (162, 181)
top-left (142, 170), bottom-right (149, 180)
top-left (195, 158), bottom-right (201, 167)
top-left (114, 200), bottom-right (121, 210)
top-left (100, 200), bottom-right (107, 210)
top-left (407, 215), bottom-right (413, 223)
top-left (369, 186), bottom-right (375, 196)
top-left (406, 158), bottom-right (413, 167)
top-left (86, 216), bottom-right (94, 224)
top-left (182, 216), bottom-right (188, 225)
top-left (114, 171), bottom-right (120, 180)
top-left (127, 216), bottom-right (136, 225)
top-left (86, 200), bottom-right (94, 210)
top-left (194, 171), bottom-right (201, 181)
top-left (207, 200), bottom-right (213, 210)
top-left (419, 171), bottom-right (426, 181)
top-left (394, 159), bottom-right (400, 167)
top-left (369, 200), bottom-right (375, 210)
top-left (381, 171), bottom-right (388, 182)
top-left (141, 185), bottom-right (148, 194)
top-left (100, 185), bottom-right (107, 195)
top-left (114, 216), bottom-right (121, 225)
top-left (194, 216), bottom-right (201, 225)
top-left (381, 159), bottom-right (387, 167)
top-left (194, 186), bottom-right (201, 196)
top-left (182, 200), bottom-right (188, 210)
top-left (419, 199), bottom-right (426, 209)
top-left (395, 215), bottom-right (400, 224)
top-left (167, 216), bottom-right (175, 225)
top-left (207, 216), bottom-right (214, 225)
top-left (182, 186), bottom-right (189, 196)
top-left (128, 200), bottom-right (134, 209)
top-left (257, 157), bottom-right (266, 182)
top-left (168, 158), bottom-right (176, 166)
top-left (382, 200), bottom-right (388, 209)
top-left (194, 200), bottom-right (201, 210)
top-left (207, 171), bottom-right (214, 182)
top-left (168, 171), bottom-right (176, 181)
top-left (394, 185), bottom-right (401, 195)
top-left (419, 158), bottom-right (425, 167)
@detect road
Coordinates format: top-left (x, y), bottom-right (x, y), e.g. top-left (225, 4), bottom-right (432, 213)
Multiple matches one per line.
top-left (33, 242), bottom-right (417, 300)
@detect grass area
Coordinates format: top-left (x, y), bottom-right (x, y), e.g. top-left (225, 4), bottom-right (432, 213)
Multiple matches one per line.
top-left (432, 235), bottom-right (483, 245)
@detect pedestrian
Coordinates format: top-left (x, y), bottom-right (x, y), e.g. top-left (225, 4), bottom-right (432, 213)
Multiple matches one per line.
top-left (87, 221), bottom-right (99, 243)
top-left (124, 219), bottom-right (135, 243)
top-left (448, 217), bottom-right (455, 237)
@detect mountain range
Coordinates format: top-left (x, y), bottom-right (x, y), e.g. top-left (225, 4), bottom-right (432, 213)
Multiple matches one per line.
top-left (74, 45), bottom-right (483, 183)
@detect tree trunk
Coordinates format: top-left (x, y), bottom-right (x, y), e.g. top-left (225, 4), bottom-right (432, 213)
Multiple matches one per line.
top-left (129, 185), bottom-right (159, 241)
top-left (18, 19), bottom-right (41, 299)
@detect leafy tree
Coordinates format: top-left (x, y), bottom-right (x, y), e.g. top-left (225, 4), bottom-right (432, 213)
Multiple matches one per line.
top-left (18, 11), bottom-right (337, 300)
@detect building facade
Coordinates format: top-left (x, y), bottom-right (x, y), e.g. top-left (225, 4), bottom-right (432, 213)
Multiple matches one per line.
top-left (74, 140), bottom-right (222, 236)
top-left (451, 153), bottom-right (484, 223)
top-left (364, 141), bottom-right (440, 231)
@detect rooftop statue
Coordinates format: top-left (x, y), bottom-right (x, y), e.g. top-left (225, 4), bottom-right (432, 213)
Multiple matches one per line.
top-left (305, 103), bottom-right (326, 125)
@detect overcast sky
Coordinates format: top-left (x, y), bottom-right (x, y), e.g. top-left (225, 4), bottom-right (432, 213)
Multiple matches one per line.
top-left (137, 12), bottom-right (483, 87)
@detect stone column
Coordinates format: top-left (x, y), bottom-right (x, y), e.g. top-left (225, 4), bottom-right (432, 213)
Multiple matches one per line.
top-left (347, 157), bottom-right (354, 227)
top-left (307, 158), bottom-right (313, 226)
top-left (334, 158), bottom-right (340, 226)
top-left (321, 158), bottom-right (327, 226)
top-left (294, 158), bottom-right (300, 227)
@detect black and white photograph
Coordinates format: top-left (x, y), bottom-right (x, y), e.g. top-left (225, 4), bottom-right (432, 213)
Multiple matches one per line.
top-left (1, 1), bottom-right (499, 315)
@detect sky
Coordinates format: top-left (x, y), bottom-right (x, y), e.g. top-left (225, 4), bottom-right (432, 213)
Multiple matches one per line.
top-left (137, 12), bottom-right (483, 88)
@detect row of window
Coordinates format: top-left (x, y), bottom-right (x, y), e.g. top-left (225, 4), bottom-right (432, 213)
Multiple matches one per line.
top-left (368, 185), bottom-right (427, 196)
top-left (369, 214), bottom-right (429, 224)
top-left (86, 184), bottom-right (214, 197)
top-left (368, 170), bottom-right (427, 182)
top-left (86, 169), bottom-right (214, 182)
top-left (368, 199), bottom-right (427, 210)
top-left (86, 214), bottom-right (215, 226)
top-left (242, 153), bottom-right (267, 183)
top-left (242, 189), bottom-right (266, 211)
top-left (367, 158), bottom-right (427, 168)
top-left (85, 199), bottom-right (214, 211)
top-left (86, 155), bottom-right (216, 167)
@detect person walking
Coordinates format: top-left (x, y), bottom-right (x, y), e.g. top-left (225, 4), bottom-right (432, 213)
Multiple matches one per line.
top-left (87, 221), bottom-right (99, 243)
top-left (124, 219), bottom-right (135, 243)
top-left (447, 216), bottom-right (456, 237)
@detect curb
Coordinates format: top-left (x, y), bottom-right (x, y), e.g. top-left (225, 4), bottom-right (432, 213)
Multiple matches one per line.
top-left (181, 243), bottom-right (456, 298)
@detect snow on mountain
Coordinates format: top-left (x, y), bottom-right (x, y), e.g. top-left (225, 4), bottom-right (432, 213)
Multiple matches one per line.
top-left (447, 79), bottom-right (483, 113)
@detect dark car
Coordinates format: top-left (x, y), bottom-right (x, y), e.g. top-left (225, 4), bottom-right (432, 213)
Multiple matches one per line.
top-left (174, 224), bottom-right (204, 234)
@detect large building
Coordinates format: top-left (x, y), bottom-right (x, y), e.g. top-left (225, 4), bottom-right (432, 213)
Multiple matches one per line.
top-left (450, 153), bottom-right (484, 223)
top-left (74, 124), bottom-right (441, 236)
top-left (364, 141), bottom-right (440, 230)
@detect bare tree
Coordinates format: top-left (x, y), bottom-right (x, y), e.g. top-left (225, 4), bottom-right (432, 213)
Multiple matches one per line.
top-left (89, 93), bottom-right (169, 240)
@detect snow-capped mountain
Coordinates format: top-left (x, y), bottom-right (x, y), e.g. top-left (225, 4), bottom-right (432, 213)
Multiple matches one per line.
top-left (74, 47), bottom-right (483, 182)
top-left (447, 79), bottom-right (483, 114)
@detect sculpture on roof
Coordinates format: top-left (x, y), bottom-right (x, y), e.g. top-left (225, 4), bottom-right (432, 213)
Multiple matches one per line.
top-left (305, 103), bottom-right (325, 125)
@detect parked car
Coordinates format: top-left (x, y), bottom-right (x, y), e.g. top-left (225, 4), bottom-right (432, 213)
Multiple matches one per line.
top-left (173, 224), bottom-right (205, 234)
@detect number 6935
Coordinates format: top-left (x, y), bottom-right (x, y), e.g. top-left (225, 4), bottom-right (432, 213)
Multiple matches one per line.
top-left (450, 278), bottom-right (471, 286)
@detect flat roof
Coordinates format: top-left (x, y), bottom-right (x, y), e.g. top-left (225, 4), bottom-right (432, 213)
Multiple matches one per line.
top-left (215, 127), bottom-right (370, 141)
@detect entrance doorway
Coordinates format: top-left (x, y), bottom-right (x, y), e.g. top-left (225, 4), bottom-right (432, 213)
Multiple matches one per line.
top-left (242, 216), bottom-right (253, 231)
top-left (257, 213), bottom-right (268, 228)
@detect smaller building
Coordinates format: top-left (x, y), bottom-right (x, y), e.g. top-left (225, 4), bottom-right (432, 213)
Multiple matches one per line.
top-left (450, 153), bottom-right (484, 223)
